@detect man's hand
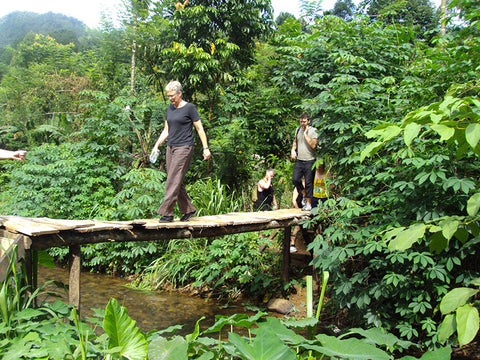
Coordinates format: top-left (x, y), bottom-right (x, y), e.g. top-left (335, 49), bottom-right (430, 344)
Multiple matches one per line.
top-left (203, 148), bottom-right (211, 160)
top-left (290, 149), bottom-right (296, 161)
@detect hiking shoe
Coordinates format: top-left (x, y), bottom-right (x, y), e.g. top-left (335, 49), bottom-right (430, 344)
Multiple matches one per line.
top-left (159, 215), bottom-right (174, 222)
top-left (180, 210), bottom-right (197, 221)
top-left (302, 203), bottom-right (312, 211)
top-left (290, 246), bottom-right (297, 253)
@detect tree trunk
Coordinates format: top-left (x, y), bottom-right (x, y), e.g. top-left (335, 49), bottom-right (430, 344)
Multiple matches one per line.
top-left (441, 0), bottom-right (447, 36)
top-left (131, 38), bottom-right (136, 96)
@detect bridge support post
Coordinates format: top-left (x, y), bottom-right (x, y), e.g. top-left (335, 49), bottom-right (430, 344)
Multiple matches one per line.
top-left (282, 226), bottom-right (291, 284)
top-left (68, 245), bottom-right (81, 311)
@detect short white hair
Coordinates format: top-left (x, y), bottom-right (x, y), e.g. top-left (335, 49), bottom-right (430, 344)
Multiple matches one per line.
top-left (166, 81), bottom-right (183, 93)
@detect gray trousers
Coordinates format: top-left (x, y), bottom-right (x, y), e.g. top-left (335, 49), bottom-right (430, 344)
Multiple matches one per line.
top-left (157, 145), bottom-right (196, 217)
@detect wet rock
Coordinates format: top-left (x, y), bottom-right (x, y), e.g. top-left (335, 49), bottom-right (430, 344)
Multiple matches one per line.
top-left (267, 298), bottom-right (294, 315)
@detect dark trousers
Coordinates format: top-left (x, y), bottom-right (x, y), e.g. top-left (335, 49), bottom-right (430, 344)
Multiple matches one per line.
top-left (292, 159), bottom-right (315, 199)
top-left (157, 145), bottom-right (196, 217)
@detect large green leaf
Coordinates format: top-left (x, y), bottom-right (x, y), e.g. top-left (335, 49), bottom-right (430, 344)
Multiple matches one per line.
top-left (404, 122), bottom-right (422, 147)
top-left (228, 327), bottom-right (297, 360)
top-left (431, 124), bottom-right (455, 141)
top-left (398, 347), bottom-right (451, 359)
top-left (467, 193), bottom-right (480, 217)
top-left (360, 141), bottom-right (384, 162)
top-left (256, 317), bottom-right (309, 345)
top-left (148, 336), bottom-right (188, 360)
top-left (103, 298), bottom-right (148, 360)
top-left (456, 304), bottom-right (480, 347)
top-left (315, 334), bottom-right (391, 360)
top-left (466, 123), bottom-right (480, 149)
top-left (439, 218), bottom-right (459, 241)
top-left (348, 327), bottom-right (412, 349)
top-left (388, 223), bottom-right (426, 251)
top-left (439, 288), bottom-right (478, 314)
top-left (438, 313), bottom-right (456, 343)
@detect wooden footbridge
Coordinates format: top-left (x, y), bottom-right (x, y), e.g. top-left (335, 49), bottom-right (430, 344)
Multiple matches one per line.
top-left (0, 209), bottom-right (310, 310)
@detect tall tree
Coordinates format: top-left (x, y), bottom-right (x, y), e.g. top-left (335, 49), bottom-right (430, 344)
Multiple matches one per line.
top-left (123, 0), bottom-right (151, 96)
top-left (147, 0), bottom-right (273, 115)
top-left (327, 0), bottom-right (356, 20)
top-left (360, 0), bottom-right (438, 38)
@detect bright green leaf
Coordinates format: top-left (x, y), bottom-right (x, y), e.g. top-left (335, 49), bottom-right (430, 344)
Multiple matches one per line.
top-left (381, 125), bottom-right (402, 141)
top-left (416, 346), bottom-right (451, 360)
top-left (103, 298), bottom-right (148, 360)
top-left (360, 142), bottom-right (384, 162)
top-left (466, 123), bottom-right (480, 149)
top-left (440, 288), bottom-right (478, 314)
top-left (467, 193), bottom-right (480, 217)
top-left (404, 123), bottom-right (422, 147)
top-left (315, 334), bottom-right (391, 360)
top-left (438, 313), bottom-right (456, 343)
top-left (148, 336), bottom-right (187, 360)
top-left (439, 219), bottom-right (459, 241)
top-left (388, 223), bottom-right (426, 251)
top-left (431, 124), bottom-right (455, 141)
top-left (456, 304), bottom-right (480, 347)
top-left (228, 328), bottom-right (297, 360)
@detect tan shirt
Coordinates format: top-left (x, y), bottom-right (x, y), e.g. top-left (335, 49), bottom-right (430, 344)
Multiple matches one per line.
top-left (296, 127), bottom-right (318, 161)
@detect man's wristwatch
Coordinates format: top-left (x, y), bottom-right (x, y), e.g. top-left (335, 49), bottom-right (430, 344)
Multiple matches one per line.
top-left (204, 146), bottom-right (209, 150)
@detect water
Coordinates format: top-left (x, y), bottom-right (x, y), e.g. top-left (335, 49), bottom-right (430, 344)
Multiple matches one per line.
top-left (37, 265), bottom-right (249, 335)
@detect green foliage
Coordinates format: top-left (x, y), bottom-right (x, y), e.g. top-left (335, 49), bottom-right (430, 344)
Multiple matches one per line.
top-left (0, 250), bottom-right (453, 360)
top-left (209, 116), bottom-right (258, 189)
top-left (190, 232), bottom-right (281, 299)
top-left (0, 143), bottom-right (118, 219)
top-left (133, 238), bottom-right (208, 289)
top-left (103, 298), bottom-right (148, 359)
top-left (362, 0), bottom-right (438, 38)
top-left (133, 231), bottom-right (280, 300)
top-left (0, 33), bottom-right (90, 148)
top-left (79, 240), bottom-right (168, 275)
top-left (0, 250), bottom-right (99, 359)
top-left (187, 177), bottom-right (243, 215)
top-left (438, 280), bottom-right (480, 347)
top-left (111, 167), bottom-right (166, 220)
top-left (270, 6), bottom-right (480, 349)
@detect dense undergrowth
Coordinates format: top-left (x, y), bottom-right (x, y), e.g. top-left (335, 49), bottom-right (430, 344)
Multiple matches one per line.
top-left (0, 250), bottom-right (454, 359)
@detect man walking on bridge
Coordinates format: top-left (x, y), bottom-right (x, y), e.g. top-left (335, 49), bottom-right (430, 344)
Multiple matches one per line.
top-left (290, 113), bottom-right (318, 211)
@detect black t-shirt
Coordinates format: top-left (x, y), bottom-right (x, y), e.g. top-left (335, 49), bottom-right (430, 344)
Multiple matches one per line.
top-left (166, 102), bottom-right (200, 146)
top-left (255, 185), bottom-right (274, 211)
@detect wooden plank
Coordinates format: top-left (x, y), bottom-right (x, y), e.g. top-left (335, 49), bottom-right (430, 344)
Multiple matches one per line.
top-left (0, 217), bottom-right (60, 236)
top-left (143, 220), bottom-right (199, 230)
top-left (75, 221), bottom-right (133, 233)
top-left (34, 217), bottom-right (95, 229)
top-left (143, 214), bottom-right (235, 229)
